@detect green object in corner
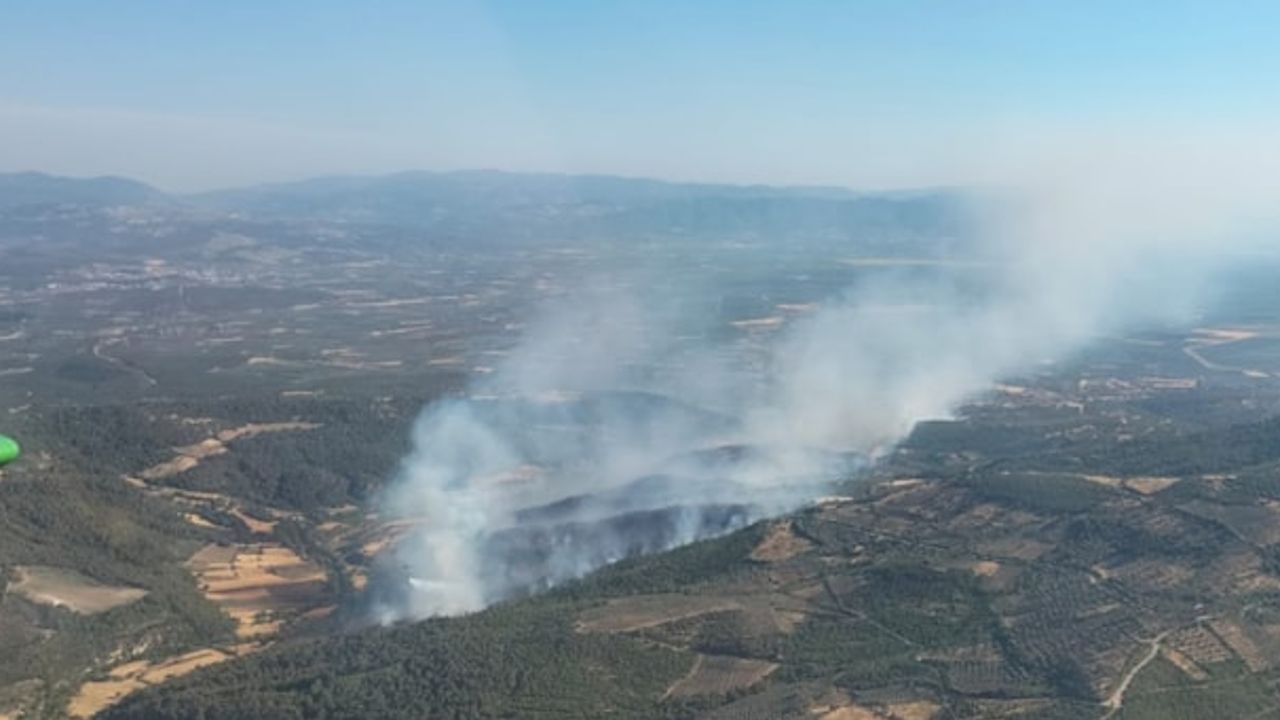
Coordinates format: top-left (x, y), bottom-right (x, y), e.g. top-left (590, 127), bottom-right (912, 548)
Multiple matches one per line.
top-left (0, 435), bottom-right (20, 466)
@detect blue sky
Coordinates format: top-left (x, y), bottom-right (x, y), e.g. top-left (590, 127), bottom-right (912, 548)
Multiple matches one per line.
top-left (2, 0), bottom-right (1278, 190)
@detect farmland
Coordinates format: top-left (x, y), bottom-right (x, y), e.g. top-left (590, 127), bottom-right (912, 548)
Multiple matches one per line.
top-left (7, 173), bottom-right (1280, 718)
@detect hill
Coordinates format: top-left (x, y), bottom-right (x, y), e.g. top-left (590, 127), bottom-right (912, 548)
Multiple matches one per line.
top-left (0, 173), bottom-right (165, 210)
top-left (189, 170), bottom-right (971, 252)
top-left (100, 455), bottom-right (1280, 719)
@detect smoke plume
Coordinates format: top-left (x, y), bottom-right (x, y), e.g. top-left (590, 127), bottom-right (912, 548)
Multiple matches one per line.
top-left (377, 135), bottom-right (1280, 622)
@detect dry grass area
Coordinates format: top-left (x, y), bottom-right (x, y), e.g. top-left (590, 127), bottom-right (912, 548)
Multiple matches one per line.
top-left (229, 507), bottom-right (277, 534)
top-left (1084, 475), bottom-right (1179, 495)
top-left (885, 701), bottom-right (941, 720)
top-left (751, 520), bottom-right (813, 562)
top-left (188, 542), bottom-right (328, 639)
top-left (184, 512), bottom-right (219, 529)
top-left (1083, 475), bottom-right (1124, 489)
top-left (10, 566), bottom-right (146, 614)
top-left (1160, 646), bottom-right (1209, 681)
top-left (216, 422), bottom-right (321, 443)
top-left (578, 594), bottom-right (743, 633)
top-left (970, 560), bottom-right (1002, 577)
top-left (809, 692), bottom-right (882, 719)
top-left (139, 454), bottom-right (199, 481)
top-left (173, 437), bottom-right (227, 460)
top-left (67, 678), bottom-right (146, 719)
top-left (66, 647), bottom-right (252, 718)
top-left (818, 708), bottom-right (881, 720)
top-left (1124, 476), bottom-right (1180, 495)
top-left (663, 655), bottom-right (777, 699)
top-left (137, 649), bottom-right (233, 684)
top-left (138, 422), bottom-right (321, 480)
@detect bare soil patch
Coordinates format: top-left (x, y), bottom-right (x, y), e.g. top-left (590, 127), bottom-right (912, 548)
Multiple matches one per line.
top-left (10, 566), bottom-right (146, 614)
top-left (885, 701), bottom-right (940, 720)
top-left (819, 709), bottom-right (880, 720)
top-left (752, 520), bottom-right (813, 562)
top-left (1123, 476), bottom-right (1180, 495)
top-left (229, 507), bottom-right (276, 534)
top-left (809, 692), bottom-right (883, 720)
top-left (67, 678), bottom-right (146, 719)
top-left (970, 561), bottom-right (1001, 577)
top-left (184, 512), bottom-right (220, 529)
top-left (1160, 646), bottom-right (1208, 681)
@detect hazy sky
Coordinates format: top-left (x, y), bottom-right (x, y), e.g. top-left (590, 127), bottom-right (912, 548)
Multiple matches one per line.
top-left (3, 0), bottom-right (1279, 191)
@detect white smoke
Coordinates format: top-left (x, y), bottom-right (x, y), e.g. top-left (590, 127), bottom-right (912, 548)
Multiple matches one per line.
top-left (377, 134), bottom-right (1280, 622)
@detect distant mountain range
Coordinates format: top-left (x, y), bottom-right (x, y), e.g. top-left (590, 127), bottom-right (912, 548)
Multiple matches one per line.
top-left (0, 169), bottom-right (974, 253)
top-left (0, 171), bottom-right (166, 209)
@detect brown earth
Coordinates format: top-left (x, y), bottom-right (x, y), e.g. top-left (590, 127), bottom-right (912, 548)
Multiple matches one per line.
top-left (188, 543), bottom-right (328, 639)
top-left (751, 520), bottom-right (814, 562)
top-left (66, 647), bottom-right (254, 718)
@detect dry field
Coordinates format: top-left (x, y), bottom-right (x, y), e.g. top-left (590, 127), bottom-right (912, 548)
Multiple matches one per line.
top-left (65, 542), bottom-right (331, 717)
top-left (9, 566), bottom-right (146, 614)
top-left (188, 542), bottom-right (329, 639)
top-left (885, 701), bottom-right (942, 720)
top-left (969, 560), bottom-right (1002, 577)
top-left (66, 647), bottom-right (253, 718)
top-left (807, 690), bottom-right (940, 720)
top-left (139, 422), bottom-right (321, 481)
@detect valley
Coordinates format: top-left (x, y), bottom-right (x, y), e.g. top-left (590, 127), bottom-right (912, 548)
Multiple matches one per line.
top-left (3, 172), bottom-right (1280, 719)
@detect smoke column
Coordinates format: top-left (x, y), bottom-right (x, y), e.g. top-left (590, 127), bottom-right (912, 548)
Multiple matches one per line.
top-left (377, 136), bottom-right (1280, 622)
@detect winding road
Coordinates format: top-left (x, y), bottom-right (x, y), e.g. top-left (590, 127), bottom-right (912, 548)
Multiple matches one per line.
top-left (1101, 630), bottom-right (1173, 718)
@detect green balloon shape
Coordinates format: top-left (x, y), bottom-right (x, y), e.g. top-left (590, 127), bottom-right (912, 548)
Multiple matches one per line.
top-left (0, 435), bottom-right (20, 466)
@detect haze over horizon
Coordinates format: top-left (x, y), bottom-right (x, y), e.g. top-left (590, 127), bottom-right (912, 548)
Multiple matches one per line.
top-left (5, 0), bottom-right (1280, 192)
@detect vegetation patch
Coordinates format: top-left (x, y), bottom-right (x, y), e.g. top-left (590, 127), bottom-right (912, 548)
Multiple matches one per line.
top-left (577, 594), bottom-right (742, 633)
top-left (662, 654), bottom-right (778, 698)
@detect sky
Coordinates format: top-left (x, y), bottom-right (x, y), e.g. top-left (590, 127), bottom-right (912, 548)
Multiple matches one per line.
top-left (2, 0), bottom-right (1280, 191)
